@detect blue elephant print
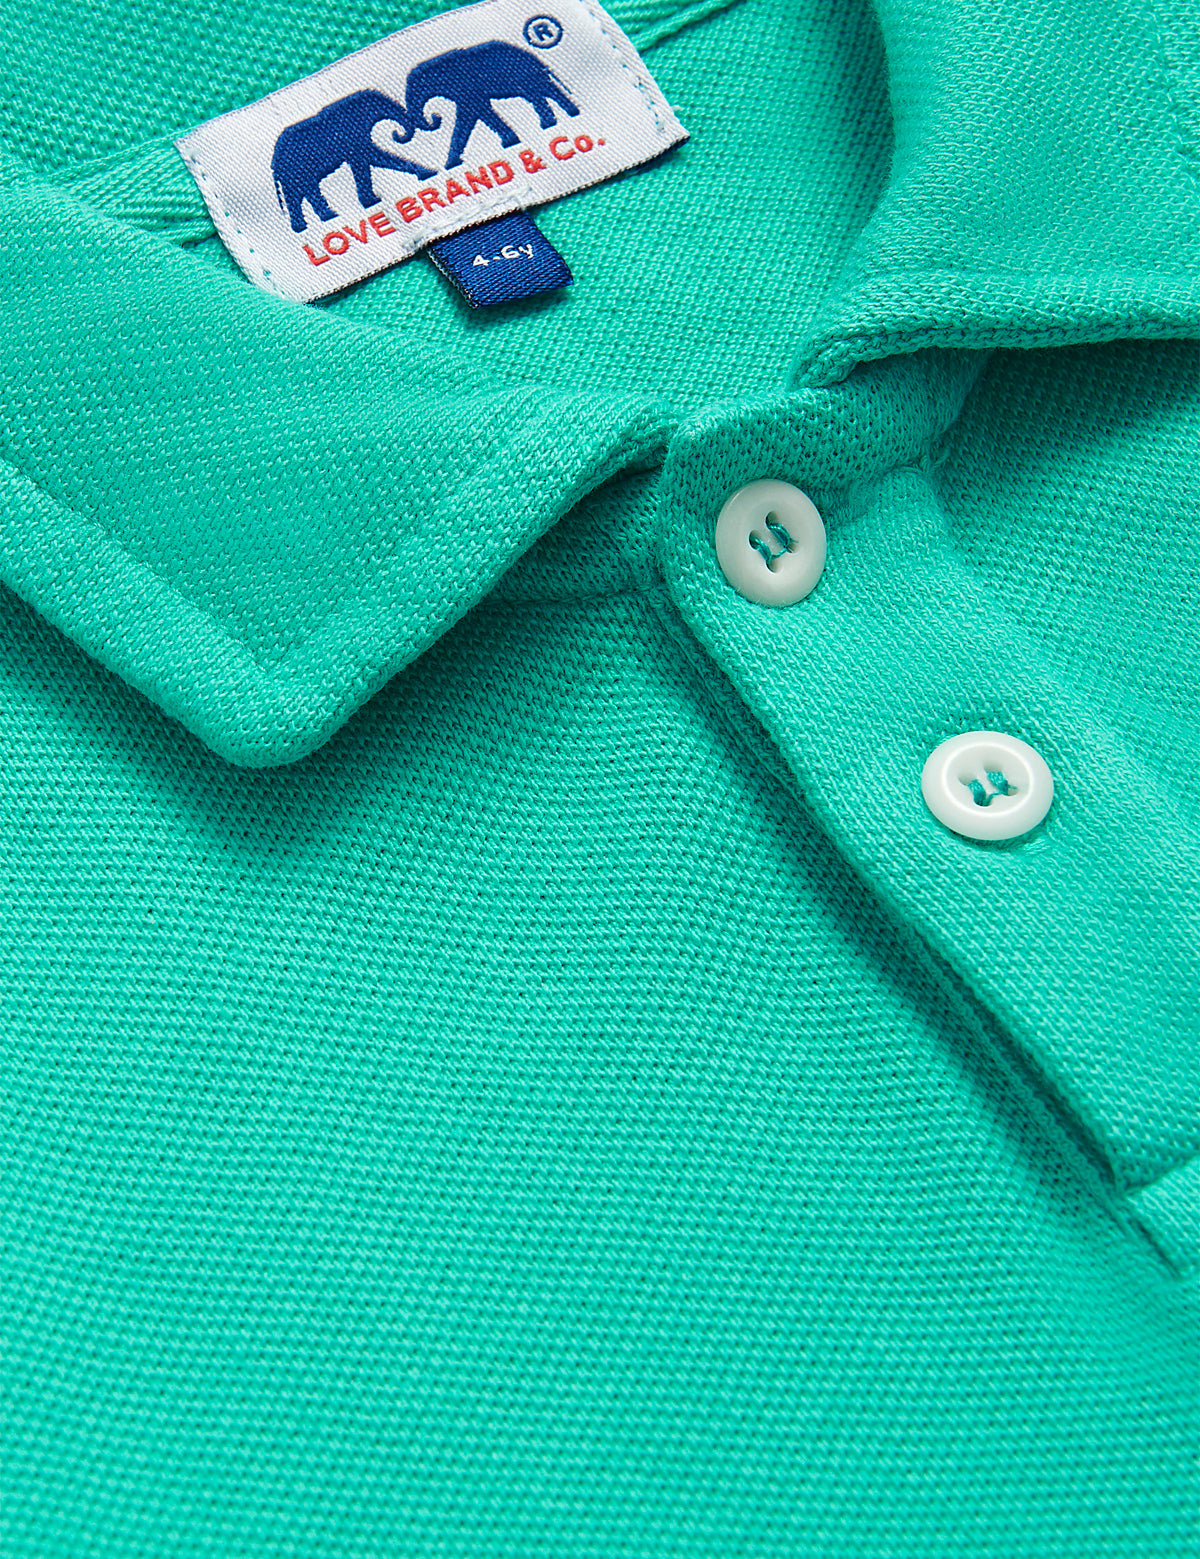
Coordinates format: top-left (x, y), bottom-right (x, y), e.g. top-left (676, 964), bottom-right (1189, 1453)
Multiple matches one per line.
top-left (270, 40), bottom-right (582, 230)
top-left (394, 40), bottom-right (580, 169)
top-left (272, 89), bottom-right (437, 233)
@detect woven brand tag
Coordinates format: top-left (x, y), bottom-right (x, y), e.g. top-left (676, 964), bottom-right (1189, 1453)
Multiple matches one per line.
top-left (175, 0), bottom-right (687, 303)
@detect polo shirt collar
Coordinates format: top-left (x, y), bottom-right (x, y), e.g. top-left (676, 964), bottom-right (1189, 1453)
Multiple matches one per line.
top-left (2, 0), bottom-right (1198, 769)
top-left (2, 0), bottom-right (1199, 1269)
top-left (799, 0), bottom-right (1200, 385)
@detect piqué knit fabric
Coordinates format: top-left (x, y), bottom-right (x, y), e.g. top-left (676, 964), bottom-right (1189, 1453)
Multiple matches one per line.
top-left (1, 0), bottom-right (1199, 1554)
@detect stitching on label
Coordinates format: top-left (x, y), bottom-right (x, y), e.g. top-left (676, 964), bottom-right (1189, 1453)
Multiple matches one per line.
top-left (181, 151), bottom-right (289, 299)
top-left (572, 0), bottom-right (666, 132)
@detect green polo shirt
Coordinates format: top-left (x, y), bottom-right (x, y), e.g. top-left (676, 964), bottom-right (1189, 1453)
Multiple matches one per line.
top-left (1, 0), bottom-right (1198, 1552)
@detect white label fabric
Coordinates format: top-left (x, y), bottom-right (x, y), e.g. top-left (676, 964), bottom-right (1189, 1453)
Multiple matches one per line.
top-left (175, 0), bottom-right (688, 303)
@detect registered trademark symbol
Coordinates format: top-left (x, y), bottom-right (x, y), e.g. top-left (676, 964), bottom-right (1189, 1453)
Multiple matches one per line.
top-left (523, 14), bottom-right (564, 46)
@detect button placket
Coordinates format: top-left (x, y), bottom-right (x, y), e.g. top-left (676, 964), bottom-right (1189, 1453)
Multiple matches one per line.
top-left (655, 434), bottom-right (1200, 1267)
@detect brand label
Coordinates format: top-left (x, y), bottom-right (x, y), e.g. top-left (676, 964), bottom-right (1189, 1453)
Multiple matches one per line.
top-left (175, 0), bottom-right (687, 302)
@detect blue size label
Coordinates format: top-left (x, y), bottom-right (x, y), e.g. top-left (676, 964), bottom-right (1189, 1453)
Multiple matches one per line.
top-left (427, 212), bottom-right (572, 306)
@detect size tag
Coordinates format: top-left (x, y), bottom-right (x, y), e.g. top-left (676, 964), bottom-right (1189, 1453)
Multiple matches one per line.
top-left (428, 212), bottom-right (572, 305)
top-left (174, 0), bottom-right (687, 303)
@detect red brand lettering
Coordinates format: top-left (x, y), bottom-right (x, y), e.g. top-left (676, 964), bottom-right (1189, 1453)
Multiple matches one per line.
top-left (465, 167), bottom-right (493, 193)
top-left (551, 134), bottom-right (596, 161)
top-left (303, 243), bottom-right (331, 266)
top-left (397, 197), bottom-right (423, 223)
top-left (519, 149), bottom-right (546, 173)
top-left (323, 231), bottom-right (350, 255)
top-left (489, 160), bottom-right (515, 184)
top-left (418, 187), bottom-right (445, 211)
top-left (344, 220), bottom-right (371, 244)
top-left (368, 211), bottom-right (396, 235)
top-left (443, 178), bottom-right (470, 203)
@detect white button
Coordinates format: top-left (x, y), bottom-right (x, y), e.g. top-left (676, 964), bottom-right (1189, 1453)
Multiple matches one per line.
top-left (921, 731), bottom-right (1054, 841)
top-left (715, 480), bottom-right (826, 606)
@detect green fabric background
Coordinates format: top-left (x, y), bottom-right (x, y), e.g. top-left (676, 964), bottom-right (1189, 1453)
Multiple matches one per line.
top-left (1, 0), bottom-right (1198, 1552)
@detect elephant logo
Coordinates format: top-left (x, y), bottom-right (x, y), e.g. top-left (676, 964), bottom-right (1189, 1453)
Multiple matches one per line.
top-left (401, 39), bottom-right (580, 169)
top-left (272, 90), bottom-right (438, 235)
top-left (271, 39), bottom-right (580, 233)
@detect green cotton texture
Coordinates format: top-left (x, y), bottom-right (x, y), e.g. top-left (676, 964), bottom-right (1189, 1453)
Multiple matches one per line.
top-left (1, 0), bottom-right (1200, 1552)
